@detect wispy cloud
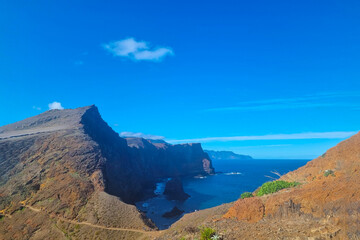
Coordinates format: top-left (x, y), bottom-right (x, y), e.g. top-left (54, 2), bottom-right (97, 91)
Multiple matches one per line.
top-left (48, 101), bottom-right (64, 110)
top-left (204, 92), bottom-right (360, 112)
top-left (230, 144), bottom-right (293, 149)
top-left (167, 131), bottom-right (358, 144)
top-left (32, 106), bottom-right (41, 111)
top-left (103, 38), bottom-right (174, 62)
top-left (120, 131), bottom-right (165, 140)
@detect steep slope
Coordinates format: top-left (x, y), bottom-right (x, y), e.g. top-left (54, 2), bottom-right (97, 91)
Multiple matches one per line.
top-left (0, 106), bottom-right (157, 239)
top-left (158, 132), bottom-right (360, 239)
top-left (126, 137), bottom-right (214, 178)
top-left (0, 105), bottom-right (214, 240)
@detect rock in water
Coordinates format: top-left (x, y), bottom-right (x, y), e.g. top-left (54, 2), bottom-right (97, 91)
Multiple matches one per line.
top-left (163, 178), bottom-right (190, 201)
top-left (162, 206), bottom-right (185, 218)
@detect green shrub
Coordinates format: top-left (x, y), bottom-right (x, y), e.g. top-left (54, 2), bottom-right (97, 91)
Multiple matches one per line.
top-left (256, 180), bottom-right (300, 196)
top-left (324, 169), bottom-right (335, 177)
top-left (200, 227), bottom-right (216, 240)
top-left (240, 192), bottom-right (253, 199)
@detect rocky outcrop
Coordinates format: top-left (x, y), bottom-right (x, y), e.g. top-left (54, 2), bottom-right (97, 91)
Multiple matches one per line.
top-left (162, 206), bottom-right (185, 218)
top-left (163, 178), bottom-right (190, 201)
top-left (0, 105), bottom-right (215, 240)
top-left (205, 150), bottom-right (253, 161)
top-left (126, 138), bottom-right (214, 177)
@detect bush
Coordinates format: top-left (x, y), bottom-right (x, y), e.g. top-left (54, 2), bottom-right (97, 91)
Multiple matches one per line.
top-left (200, 227), bottom-right (216, 240)
top-left (256, 180), bottom-right (300, 196)
top-left (324, 169), bottom-right (335, 177)
top-left (240, 192), bottom-right (253, 199)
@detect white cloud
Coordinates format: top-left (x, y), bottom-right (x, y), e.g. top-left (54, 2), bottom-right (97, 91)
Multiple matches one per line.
top-left (32, 106), bottom-right (41, 111)
top-left (133, 48), bottom-right (174, 61)
top-left (103, 37), bottom-right (174, 62)
top-left (120, 131), bottom-right (165, 140)
top-left (228, 144), bottom-right (293, 149)
top-left (48, 101), bottom-right (64, 110)
top-left (167, 131), bottom-right (358, 144)
top-left (104, 38), bottom-right (147, 57)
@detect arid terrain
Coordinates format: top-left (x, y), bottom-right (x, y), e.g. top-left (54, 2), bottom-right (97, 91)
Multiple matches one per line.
top-left (156, 131), bottom-right (360, 240)
top-left (0, 106), bottom-right (213, 240)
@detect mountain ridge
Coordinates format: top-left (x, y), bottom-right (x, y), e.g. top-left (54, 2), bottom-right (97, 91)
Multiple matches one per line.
top-left (0, 105), bottom-right (214, 239)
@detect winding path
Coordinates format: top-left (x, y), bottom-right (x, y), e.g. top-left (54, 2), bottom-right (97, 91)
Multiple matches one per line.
top-left (21, 203), bottom-right (162, 238)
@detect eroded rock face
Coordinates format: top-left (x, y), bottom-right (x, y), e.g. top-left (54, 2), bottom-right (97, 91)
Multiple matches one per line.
top-left (163, 178), bottom-right (190, 201)
top-left (126, 138), bottom-right (215, 178)
top-left (0, 105), bottom-right (214, 239)
top-left (223, 198), bottom-right (265, 223)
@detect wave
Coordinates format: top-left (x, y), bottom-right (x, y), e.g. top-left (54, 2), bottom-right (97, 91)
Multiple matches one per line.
top-left (224, 172), bottom-right (242, 175)
top-left (194, 175), bottom-right (207, 179)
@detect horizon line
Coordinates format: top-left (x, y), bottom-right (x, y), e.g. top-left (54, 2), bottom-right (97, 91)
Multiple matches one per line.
top-left (166, 131), bottom-right (358, 144)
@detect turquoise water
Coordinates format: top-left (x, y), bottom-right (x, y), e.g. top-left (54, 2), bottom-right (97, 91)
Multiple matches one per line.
top-left (136, 159), bottom-right (309, 229)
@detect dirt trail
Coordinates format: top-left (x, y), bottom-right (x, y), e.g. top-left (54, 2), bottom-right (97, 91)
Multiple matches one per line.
top-left (21, 204), bottom-right (163, 238)
top-left (24, 205), bottom-right (41, 213)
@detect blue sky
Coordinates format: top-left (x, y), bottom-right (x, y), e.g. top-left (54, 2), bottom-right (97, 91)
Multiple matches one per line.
top-left (1, 0), bottom-right (360, 158)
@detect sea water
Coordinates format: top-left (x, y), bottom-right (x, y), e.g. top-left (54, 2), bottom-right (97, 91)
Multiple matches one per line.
top-left (135, 159), bottom-right (309, 229)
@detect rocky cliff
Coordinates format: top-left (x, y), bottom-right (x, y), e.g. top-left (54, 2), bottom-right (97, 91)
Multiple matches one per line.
top-left (126, 137), bottom-right (214, 178)
top-left (0, 105), bottom-right (214, 240)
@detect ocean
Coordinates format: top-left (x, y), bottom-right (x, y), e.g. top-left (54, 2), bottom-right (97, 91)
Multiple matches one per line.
top-left (135, 159), bottom-right (310, 229)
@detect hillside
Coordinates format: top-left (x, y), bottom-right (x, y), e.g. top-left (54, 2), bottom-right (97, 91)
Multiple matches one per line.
top-left (157, 132), bottom-right (360, 239)
top-left (0, 105), bottom-right (213, 240)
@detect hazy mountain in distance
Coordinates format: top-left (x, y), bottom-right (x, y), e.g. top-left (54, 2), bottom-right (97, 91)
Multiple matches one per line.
top-left (205, 150), bottom-right (253, 160)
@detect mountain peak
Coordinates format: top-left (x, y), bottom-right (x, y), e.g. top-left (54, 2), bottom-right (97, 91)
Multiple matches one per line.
top-left (0, 105), bottom-right (98, 139)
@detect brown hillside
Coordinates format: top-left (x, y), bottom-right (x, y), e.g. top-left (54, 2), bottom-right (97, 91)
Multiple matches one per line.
top-left (157, 132), bottom-right (360, 239)
top-left (224, 131), bottom-right (360, 239)
top-left (0, 105), bottom-right (213, 240)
